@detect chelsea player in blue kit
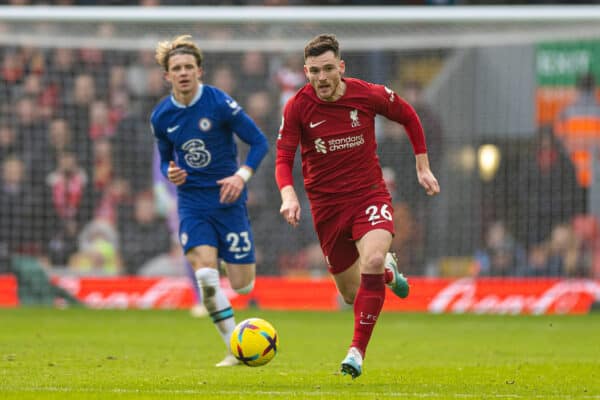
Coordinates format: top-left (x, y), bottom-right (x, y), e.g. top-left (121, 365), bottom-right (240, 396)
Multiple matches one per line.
top-left (151, 35), bottom-right (269, 367)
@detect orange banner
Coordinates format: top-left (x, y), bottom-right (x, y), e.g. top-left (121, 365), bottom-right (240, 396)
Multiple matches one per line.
top-left (0, 275), bottom-right (18, 307)
top-left (2, 275), bottom-right (600, 315)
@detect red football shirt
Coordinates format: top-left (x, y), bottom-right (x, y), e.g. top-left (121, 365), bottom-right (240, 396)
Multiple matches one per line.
top-left (276, 77), bottom-right (427, 207)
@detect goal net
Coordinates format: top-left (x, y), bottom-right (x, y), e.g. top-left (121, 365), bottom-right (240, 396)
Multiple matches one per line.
top-left (1, 5), bottom-right (599, 280)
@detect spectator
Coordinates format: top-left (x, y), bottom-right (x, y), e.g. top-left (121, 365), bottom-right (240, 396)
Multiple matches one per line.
top-left (209, 63), bottom-right (238, 98)
top-left (236, 51), bottom-right (269, 106)
top-left (61, 73), bottom-right (97, 171)
top-left (91, 137), bottom-right (114, 198)
top-left (88, 99), bottom-right (116, 140)
top-left (110, 90), bottom-right (154, 194)
top-left (572, 214), bottom-right (600, 278)
top-left (37, 118), bottom-right (74, 177)
top-left (515, 125), bottom-right (586, 248)
top-left (137, 235), bottom-right (188, 277)
top-left (273, 53), bottom-right (305, 111)
top-left (0, 156), bottom-right (44, 263)
top-left (46, 48), bottom-right (77, 100)
top-left (0, 48), bottom-right (26, 104)
top-left (44, 150), bottom-right (91, 266)
top-left (546, 223), bottom-right (586, 277)
top-left (118, 191), bottom-right (171, 275)
top-left (14, 95), bottom-right (47, 172)
top-left (0, 124), bottom-right (18, 161)
top-left (474, 220), bottom-right (527, 276)
top-left (554, 72), bottom-right (600, 188)
top-left (68, 218), bottom-right (122, 276)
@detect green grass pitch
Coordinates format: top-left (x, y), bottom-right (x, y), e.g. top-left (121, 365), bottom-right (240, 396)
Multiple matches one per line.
top-left (1, 308), bottom-right (599, 399)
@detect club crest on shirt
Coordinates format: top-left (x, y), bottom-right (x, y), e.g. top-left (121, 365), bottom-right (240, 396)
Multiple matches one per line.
top-left (350, 109), bottom-right (361, 128)
top-left (198, 118), bottom-right (212, 131)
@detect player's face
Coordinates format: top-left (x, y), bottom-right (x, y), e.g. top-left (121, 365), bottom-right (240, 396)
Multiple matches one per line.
top-left (304, 51), bottom-right (345, 102)
top-left (165, 53), bottom-right (202, 97)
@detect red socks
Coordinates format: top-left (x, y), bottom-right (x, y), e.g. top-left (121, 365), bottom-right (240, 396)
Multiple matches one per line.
top-left (351, 273), bottom-right (386, 358)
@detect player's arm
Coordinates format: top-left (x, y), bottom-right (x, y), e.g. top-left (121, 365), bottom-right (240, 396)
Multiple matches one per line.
top-left (276, 149), bottom-right (301, 227)
top-left (151, 120), bottom-right (187, 186)
top-left (230, 112), bottom-right (270, 177)
top-left (218, 100), bottom-right (269, 203)
top-left (372, 85), bottom-right (440, 196)
top-left (415, 153), bottom-right (439, 196)
top-left (275, 100), bottom-right (302, 227)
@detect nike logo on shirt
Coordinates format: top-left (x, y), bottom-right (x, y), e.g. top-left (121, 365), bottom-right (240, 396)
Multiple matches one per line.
top-left (309, 120), bottom-right (326, 128)
top-left (167, 125), bottom-right (180, 133)
top-left (234, 253), bottom-right (249, 260)
top-left (371, 220), bottom-right (387, 226)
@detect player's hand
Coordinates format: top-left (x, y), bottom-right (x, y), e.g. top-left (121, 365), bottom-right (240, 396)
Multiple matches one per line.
top-left (167, 161), bottom-right (187, 186)
top-left (280, 201), bottom-right (301, 227)
top-left (417, 168), bottom-right (440, 196)
top-left (280, 186), bottom-right (301, 227)
top-left (217, 174), bottom-right (245, 204)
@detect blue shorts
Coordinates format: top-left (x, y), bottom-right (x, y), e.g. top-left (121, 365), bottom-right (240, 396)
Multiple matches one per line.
top-left (179, 204), bottom-right (256, 264)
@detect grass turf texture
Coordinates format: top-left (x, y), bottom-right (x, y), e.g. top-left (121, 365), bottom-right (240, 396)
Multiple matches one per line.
top-left (0, 308), bottom-right (599, 399)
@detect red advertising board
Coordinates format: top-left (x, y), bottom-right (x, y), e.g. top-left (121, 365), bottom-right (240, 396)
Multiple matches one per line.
top-left (2, 275), bottom-right (599, 314)
top-left (0, 275), bottom-right (18, 307)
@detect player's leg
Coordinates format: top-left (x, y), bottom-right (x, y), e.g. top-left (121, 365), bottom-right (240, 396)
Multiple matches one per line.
top-left (181, 213), bottom-right (240, 366)
top-left (219, 203), bottom-right (257, 295)
top-left (186, 245), bottom-right (239, 366)
top-left (341, 229), bottom-right (392, 378)
top-left (223, 262), bottom-right (256, 294)
top-left (186, 258), bottom-right (208, 318)
top-left (211, 204), bottom-right (257, 366)
top-left (331, 262), bottom-right (360, 305)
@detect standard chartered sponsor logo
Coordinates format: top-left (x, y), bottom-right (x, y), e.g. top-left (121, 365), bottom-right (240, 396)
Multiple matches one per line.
top-left (314, 138), bottom-right (327, 154)
top-left (328, 134), bottom-right (364, 151)
top-left (315, 134), bottom-right (365, 154)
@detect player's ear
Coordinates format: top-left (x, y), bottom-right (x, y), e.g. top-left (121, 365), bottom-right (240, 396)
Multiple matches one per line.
top-left (339, 59), bottom-right (346, 75)
top-left (196, 66), bottom-right (203, 80)
top-left (163, 71), bottom-right (171, 83)
top-left (303, 64), bottom-right (309, 79)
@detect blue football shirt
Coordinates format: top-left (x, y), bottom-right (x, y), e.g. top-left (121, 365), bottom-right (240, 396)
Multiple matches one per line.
top-left (151, 84), bottom-right (268, 218)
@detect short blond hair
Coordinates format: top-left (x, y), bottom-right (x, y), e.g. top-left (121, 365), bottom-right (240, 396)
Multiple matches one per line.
top-left (155, 34), bottom-right (203, 72)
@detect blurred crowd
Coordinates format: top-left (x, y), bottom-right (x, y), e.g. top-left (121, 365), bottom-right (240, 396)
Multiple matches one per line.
top-left (0, 6), bottom-right (599, 280)
top-left (0, 35), bottom-right (354, 278)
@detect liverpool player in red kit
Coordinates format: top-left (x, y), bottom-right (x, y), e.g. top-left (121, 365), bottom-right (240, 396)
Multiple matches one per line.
top-left (275, 34), bottom-right (440, 378)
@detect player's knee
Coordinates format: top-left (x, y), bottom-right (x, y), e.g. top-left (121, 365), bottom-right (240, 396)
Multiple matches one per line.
top-left (363, 253), bottom-right (386, 273)
top-left (232, 279), bottom-right (254, 295)
top-left (195, 267), bottom-right (219, 289)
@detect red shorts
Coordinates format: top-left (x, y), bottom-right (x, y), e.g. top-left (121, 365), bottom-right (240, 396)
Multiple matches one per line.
top-left (311, 191), bottom-right (394, 275)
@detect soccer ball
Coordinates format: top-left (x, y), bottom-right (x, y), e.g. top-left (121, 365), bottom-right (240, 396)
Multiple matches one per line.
top-left (229, 318), bottom-right (279, 367)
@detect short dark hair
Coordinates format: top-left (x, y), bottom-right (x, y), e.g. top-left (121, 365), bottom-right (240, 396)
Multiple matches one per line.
top-left (304, 34), bottom-right (340, 60)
